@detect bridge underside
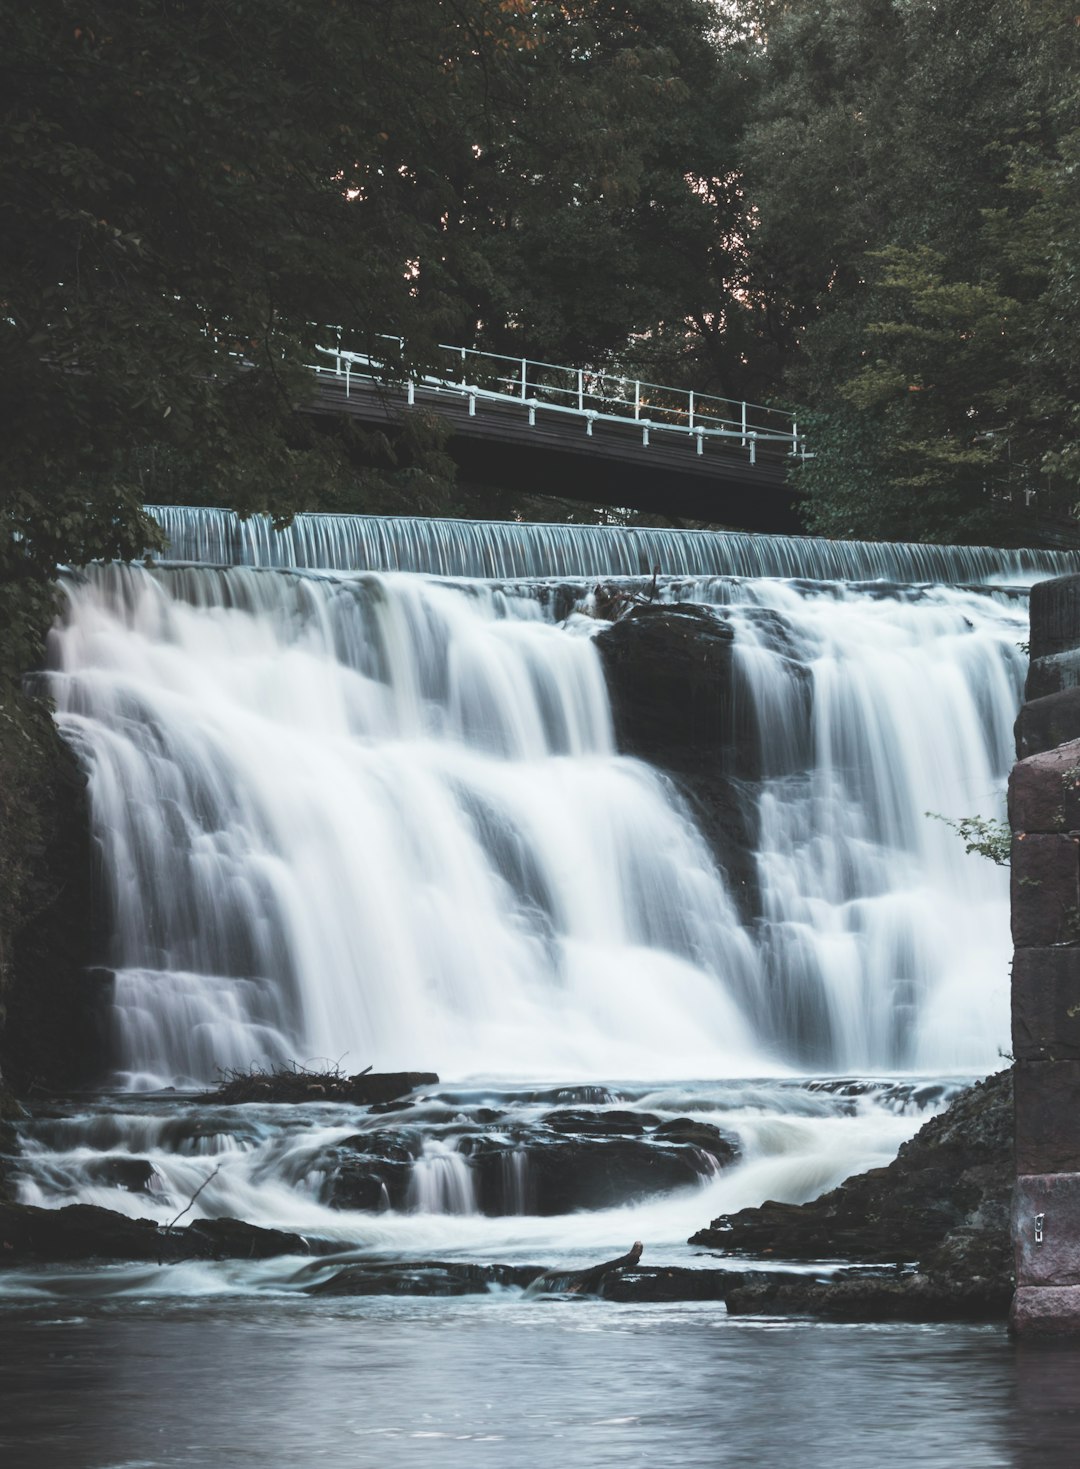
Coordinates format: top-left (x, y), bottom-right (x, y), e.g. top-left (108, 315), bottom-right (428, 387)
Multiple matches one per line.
top-left (307, 377), bottom-right (803, 534)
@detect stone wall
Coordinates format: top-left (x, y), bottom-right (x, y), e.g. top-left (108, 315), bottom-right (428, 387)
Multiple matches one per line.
top-left (1010, 574), bottom-right (1080, 1335)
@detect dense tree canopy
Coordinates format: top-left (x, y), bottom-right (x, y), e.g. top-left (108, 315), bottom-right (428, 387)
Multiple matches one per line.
top-left (735, 0), bottom-right (1080, 542)
top-left (3, 0), bottom-right (1080, 676)
top-left (2, 0), bottom-right (742, 671)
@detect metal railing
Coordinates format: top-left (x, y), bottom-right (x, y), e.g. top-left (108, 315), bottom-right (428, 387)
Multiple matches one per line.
top-left (310, 336), bottom-right (808, 466)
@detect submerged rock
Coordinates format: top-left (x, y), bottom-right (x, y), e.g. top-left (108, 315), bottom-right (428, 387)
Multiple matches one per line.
top-left (692, 1069), bottom-right (1013, 1320)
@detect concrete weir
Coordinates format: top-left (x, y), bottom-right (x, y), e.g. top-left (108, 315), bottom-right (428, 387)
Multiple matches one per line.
top-left (1010, 574), bottom-right (1080, 1334)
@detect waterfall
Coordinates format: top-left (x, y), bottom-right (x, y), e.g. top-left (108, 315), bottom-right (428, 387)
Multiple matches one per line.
top-left (146, 504), bottom-right (1079, 584)
top-left (47, 533), bottom-right (1025, 1087)
top-left (49, 563), bottom-right (761, 1086)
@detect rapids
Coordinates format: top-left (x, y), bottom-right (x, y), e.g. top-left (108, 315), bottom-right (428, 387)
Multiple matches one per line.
top-left (45, 553), bottom-right (1025, 1088)
top-left (7, 511), bottom-right (1030, 1305)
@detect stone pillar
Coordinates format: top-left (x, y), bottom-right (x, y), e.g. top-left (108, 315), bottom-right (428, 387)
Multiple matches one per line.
top-left (1011, 572), bottom-right (1080, 1335)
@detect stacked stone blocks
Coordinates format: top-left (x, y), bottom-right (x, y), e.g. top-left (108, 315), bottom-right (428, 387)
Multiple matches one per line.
top-left (1010, 574), bottom-right (1080, 1335)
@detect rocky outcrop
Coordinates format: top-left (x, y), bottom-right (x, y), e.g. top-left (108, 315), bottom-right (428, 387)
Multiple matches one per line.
top-left (0, 1201), bottom-right (309, 1262)
top-left (0, 686), bottom-right (99, 1093)
top-left (593, 604), bottom-right (761, 915)
top-left (690, 1070), bottom-right (1013, 1320)
top-left (319, 1107), bottom-right (739, 1216)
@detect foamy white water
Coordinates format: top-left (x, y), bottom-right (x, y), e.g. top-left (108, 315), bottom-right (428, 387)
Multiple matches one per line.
top-left (47, 559), bottom-right (1025, 1087)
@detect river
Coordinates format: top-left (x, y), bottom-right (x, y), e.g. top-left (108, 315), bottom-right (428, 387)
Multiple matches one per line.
top-left (7, 513), bottom-right (1080, 1466)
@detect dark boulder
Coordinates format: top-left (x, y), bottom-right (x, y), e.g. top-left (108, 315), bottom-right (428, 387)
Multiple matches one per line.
top-left (690, 1070), bottom-right (1013, 1320)
top-left (467, 1132), bottom-right (727, 1216)
top-left (309, 1260), bottom-right (545, 1298)
top-left (0, 1201), bottom-right (309, 1262)
top-left (654, 1118), bottom-right (740, 1163)
top-left (320, 1130), bottom-right (422, 1211)
top-left (593, 605), bottom-right (763, 915)
top-left (83, 1156), bottom-right (159, 1194)
top-left (541, 1108), bottom-right (659, 1135)
top-left (594, 604), bottom-right (741, 768)
top-left (723, 1270), bottom-right (1011, 1322)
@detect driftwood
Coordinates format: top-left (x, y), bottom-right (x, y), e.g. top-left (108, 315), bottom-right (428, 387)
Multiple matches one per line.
top-left (532, 1240), bottom-right (644, 1296)
top-left (201, 1065), bottom-right (438, 1106)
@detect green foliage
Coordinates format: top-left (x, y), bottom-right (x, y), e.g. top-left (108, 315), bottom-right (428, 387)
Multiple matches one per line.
top-left (735, 0), bottom-right (1080, 543)
top-left (1, 0), bottom-right (739, 675)
top-left (927, 813), bottom-right (1012, 867)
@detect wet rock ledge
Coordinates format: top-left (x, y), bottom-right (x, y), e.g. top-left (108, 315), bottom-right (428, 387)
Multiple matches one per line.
top-left (692, 1069), bottom-right (1013, 1321)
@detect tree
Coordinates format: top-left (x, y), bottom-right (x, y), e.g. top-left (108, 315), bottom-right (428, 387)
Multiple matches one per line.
top-left (1, 0), bottom-right (760, 672)
top-left (725, 0), bottom-right (1080, 542)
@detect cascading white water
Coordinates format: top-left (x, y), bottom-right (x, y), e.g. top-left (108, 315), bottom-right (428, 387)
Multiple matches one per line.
top-left (722, 579), bottom-right (1024, 1070)
top-left (147, 504), bottom-right (1080, 583)
top-left (49, 563), bottom-right (761, 1086)
top-left (47, 552), bottom-right (1025, 1088)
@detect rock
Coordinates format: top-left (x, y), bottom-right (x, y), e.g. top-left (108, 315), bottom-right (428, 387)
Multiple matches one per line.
top-left (594, 604), bottom-right (741, 770)
top-left (653, 1118), bottom-right (740, 1162)
top-left (83, 1157), bottom-right (159, 1194)
top-left (0, 688), bottom-right (98, 1092)
top-left (309, 1260), bottom-right (545, 1298)
top-left (593, 605), bottom-right (763, 915)
top-left (466, 1132), bottom-right (727, 1216)
top-left (182, 1216), bottom-right (310, 1260)
top-left (321, 1130), bottom-right (421, 1211)
top-left (308, 1257), bottom-right (810, 1304)
top-left (0, 1201), bottom-right (309, 1263)
top-left (724, 1271), bottom-right (1011, 1322)
top-left (541, 1108), bottom-right (658, 1135)
top-left (690, 1070), bottom-right (1013, 1319)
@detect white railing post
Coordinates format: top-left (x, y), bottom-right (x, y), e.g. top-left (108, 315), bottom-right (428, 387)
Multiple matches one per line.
top-left (407, 379), bottom-right (415, 406)
top-left (790, 419), bottom-right (798, 456)
top-left (577, 369), bottom-right (584, 412)
top-left (528, 401), bottom-right (536, 426)
top-left (469, 391), bottom-right (476, 417)
top-left (520, 359), bottom-right (527, 401)
top-left (741, 401), bottom-right (748, 447)
top-left (688, 391), bottom-right (695, 431)
top-left (642, 421), bottom-right (650, 446)
top-left (586, 411), bottom-right (596, 437)
top-left (634, 382), bottom-right (641, 420)
top-left (696, 428), bottom-right (704, 456)
top-left (344, 360), bottom-right (351, 397)
top-left (460, 347), bottom-right (467, 386)
top-left (748, 431), bottom-right (757, 465)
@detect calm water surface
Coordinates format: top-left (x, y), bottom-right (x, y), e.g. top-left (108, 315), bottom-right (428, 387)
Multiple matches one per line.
top-left (2, 1296), bottom-right (1078, 1469)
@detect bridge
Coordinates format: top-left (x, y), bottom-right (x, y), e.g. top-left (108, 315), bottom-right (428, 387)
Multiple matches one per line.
top-left (305, 341), bottom-right (806, 533)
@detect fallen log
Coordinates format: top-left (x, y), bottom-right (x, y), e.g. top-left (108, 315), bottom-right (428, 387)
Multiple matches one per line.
top-left (531, 1240), bottom-right (644, 1295)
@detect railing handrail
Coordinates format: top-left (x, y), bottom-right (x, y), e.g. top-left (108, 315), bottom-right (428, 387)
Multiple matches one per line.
top-left (310, 336), bottom-right (809, 461)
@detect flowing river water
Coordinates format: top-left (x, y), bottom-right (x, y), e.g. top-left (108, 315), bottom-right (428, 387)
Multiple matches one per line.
top-left (6, 512), bottom-right (1080, 1466)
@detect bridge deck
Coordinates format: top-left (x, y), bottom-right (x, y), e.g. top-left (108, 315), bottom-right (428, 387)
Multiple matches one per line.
top-left (308, 374), bottom-right (802, 533)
